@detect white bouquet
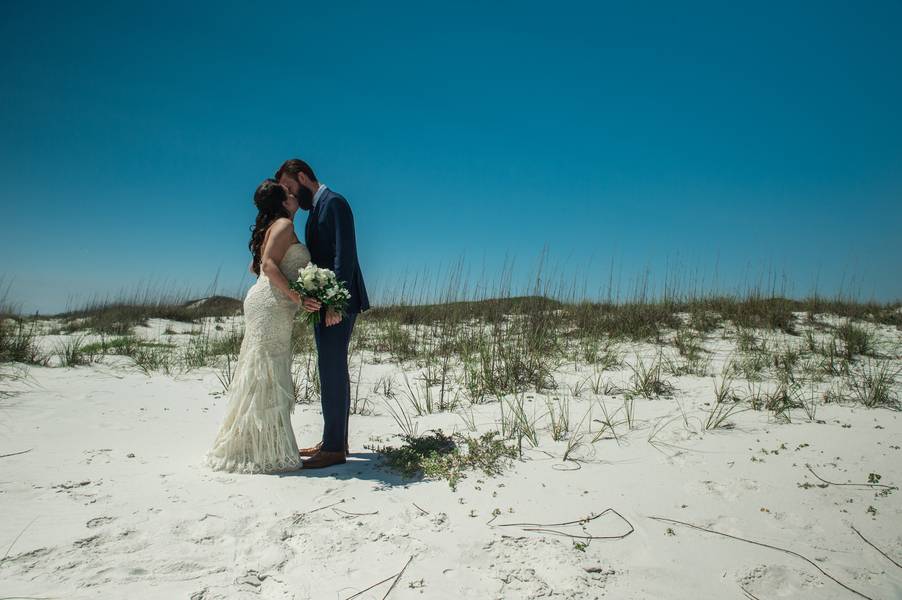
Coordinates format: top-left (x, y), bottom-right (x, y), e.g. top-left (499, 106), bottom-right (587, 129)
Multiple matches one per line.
top-left (290, 263), bottom-right (352, 325)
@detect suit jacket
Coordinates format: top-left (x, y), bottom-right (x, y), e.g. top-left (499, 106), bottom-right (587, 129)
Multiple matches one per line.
top-left (305, 187), bottom-right (370, 314)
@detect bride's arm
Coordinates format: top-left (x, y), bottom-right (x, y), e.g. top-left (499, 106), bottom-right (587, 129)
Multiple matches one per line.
top-left (260, 219), bottom-right (302, 304)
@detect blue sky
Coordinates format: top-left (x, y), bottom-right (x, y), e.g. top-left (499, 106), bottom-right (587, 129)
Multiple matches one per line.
top-left (1, 1), bottom-right (900, 313)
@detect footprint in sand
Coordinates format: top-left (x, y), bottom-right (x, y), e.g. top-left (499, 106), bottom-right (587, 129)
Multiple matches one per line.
top-left (53, 480), bottom-right (93, 490)
top-left (52, 479), bottom-right (104, 505)
top-left (81, 449), bottom-right (113, 465)
top-left (227, 493), bottom-right (254, 509)
top-left (73, 535), bottom-right (102, 548)
top-left (236, 569), bottom-right (268, 591)
top-left (86, 516), bottom-right (116, 528)
top-left (685, 479), bottom-right (757, 501)
top-left (739, 564), bottom-right (820, 596)
top-left (0, 546), bottom-right (53, 572)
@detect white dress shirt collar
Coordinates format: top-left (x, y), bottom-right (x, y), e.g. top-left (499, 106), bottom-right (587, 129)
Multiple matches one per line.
top-left (312, 183), bottom-right (327, 208)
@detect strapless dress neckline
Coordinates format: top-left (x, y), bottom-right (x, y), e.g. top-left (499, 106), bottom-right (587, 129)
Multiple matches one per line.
top-left (276, 243), bottom-right (311, 282)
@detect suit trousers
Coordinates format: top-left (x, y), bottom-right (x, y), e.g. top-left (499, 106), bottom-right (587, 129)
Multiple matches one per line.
top-left (313, 312), bottom-right (357, 452)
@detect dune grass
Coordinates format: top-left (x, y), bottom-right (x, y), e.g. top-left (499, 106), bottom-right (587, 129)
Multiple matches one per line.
top-left (1, 265), bottom-right (899, 420)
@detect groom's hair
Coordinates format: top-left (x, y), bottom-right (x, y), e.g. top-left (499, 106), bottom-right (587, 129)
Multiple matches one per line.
top-left (275, 159), bottom-right (317, 184)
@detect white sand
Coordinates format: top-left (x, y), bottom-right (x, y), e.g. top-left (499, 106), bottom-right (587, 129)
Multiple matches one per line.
top-left (1, 317), bottom-right (901, 599)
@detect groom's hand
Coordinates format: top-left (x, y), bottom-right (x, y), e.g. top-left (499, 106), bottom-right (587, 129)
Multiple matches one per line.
top-left (325, 310), bottom-right (342, 327)
top-left (302, 297), bottom-right (322, 313)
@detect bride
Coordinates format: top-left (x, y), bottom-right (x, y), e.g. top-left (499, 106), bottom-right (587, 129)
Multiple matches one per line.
top-left (205, 179), bottom-right (310, 473)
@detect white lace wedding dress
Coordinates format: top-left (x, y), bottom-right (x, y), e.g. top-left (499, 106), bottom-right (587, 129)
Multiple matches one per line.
top-left (205, 243), bottom-right (311, 473)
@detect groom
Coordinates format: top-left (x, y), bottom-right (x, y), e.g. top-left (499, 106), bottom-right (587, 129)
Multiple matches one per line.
top-left (276, 158), bottom-right (370, 469)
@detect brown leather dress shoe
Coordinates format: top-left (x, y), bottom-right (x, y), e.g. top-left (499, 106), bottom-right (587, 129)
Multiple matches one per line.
top-left (298, 441), bottom-right (323, 458)
top-left (299, 441), bottom-right (349, 458)
top-left (302, 450), bottom-right (346, 469)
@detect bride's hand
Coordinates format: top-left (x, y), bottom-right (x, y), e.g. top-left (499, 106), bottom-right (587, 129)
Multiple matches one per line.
top-left (301, 296), bottom-right (322, 313)
top-left (287, 290), bottom-right (303, 305)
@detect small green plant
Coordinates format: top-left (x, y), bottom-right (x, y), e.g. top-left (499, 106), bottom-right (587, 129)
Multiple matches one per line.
top-left (591, 400), bottom-right (623, 444)
top-left (373, 374), bottom-right (396, 398)
top-left (131, 344), bottom-right (173, 375)
top-left (183, 331), bottom-right (216, 369)
top-left (80, 335), bottom-right (140, 357)
top-left (846, 359), bottom-right (900, 408)
top-left (689, 308), bottom-right (721, 333)
top-left (662, 352), bottom-right (711, 377)
top-left (704, 371), bottom-right (745, 430)
top-left (674, 327), bottom-right (703, 360)
top-left (500, 393), bottom-right (540, 454)
top-left (798, 385), bottom-right (819, 422)
top-left (371, 430), bottom-right (517, 490)
top-left (763, 381), bottom-right (803, 422)
top-left (0, 320), bottom-right (46, 365)
top-left (626, 354), bottom-right (673, 398)
top-left (210, 330), bottom-right (243, 356)
top-left (383, 396), bottom-right (419, 438)
top-left (457, 405), bottom-right (478, 432)
top-left (562, 407), bottom-right (592, 461)
top-left (580, 337), bottom-right (623, 371)
top-left (293, 354), bottom-right (320, 403)
top-left (726, 351), bottom-right (769, 381)
top-left (546, 396), bottom-right (571, 441)
top-left (350, 362), bottom-right (374, 415)
top-left (55, 335), bottom-right (96, 367)
top-left (622, 393), bottom-right (636, 429)
top-left (216, 352), bottom-right (236, 392)
top-left (568, 377), bottom-right (587, 398)
top-left (835, 321), bottom-right (874, 359)
top-left (736, 328), bottom-right (760, 352)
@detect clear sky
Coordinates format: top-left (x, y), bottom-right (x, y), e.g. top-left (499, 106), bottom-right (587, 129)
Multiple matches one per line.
top-left (2, 1), bottom-right (900, 314)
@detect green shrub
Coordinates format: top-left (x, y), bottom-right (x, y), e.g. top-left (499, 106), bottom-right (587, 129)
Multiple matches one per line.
top-left (370, 430), bottom-right (517, 490)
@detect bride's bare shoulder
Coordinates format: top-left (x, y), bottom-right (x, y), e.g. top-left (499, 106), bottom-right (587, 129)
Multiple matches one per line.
top-left (271, 217), bottom-right (294, 228)
top-left (266, 218), bottom-right (295, 236)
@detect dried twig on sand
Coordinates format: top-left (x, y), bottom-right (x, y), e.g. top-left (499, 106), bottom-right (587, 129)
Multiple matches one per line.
top-left (851, 525), bottom-right (902, 570)
top-left (382, 555), bottom-right (414, 599)
top-left (344, 555), bottom-right (414, 600)
top-left (0, 448), bottom-right (32, 459)
top-left (491, 507), bottom-right (634, 541)
top-left (3, 516), bottom-right (38, 561)
top-left (805, 464), bottom-right (897, 491)
top-left (740, 585), bottom-right (763, 600)
top-left (332, 507), bottom-right (379, 518)
top-left (291, 499), bottom-right (346, 524)
top-left (649, 516), bottom-right (875, 600)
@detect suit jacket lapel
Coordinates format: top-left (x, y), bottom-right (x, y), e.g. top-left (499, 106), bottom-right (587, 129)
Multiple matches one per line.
top-left (304, 204), bottom-right (317, 247)
top-left (305, 188), bottom-right (329, 248)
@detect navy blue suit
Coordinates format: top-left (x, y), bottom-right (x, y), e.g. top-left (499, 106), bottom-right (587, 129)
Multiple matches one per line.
top-left (305, 187), bottom-right (369, 452)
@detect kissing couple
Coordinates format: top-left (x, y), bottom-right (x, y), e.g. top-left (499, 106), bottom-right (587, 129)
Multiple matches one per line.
top-left (205, 158), bottom-right (369, 473)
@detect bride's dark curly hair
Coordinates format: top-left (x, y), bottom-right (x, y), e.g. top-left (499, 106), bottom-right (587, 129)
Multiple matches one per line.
top-left (249, 179), bottom-right (290, 275)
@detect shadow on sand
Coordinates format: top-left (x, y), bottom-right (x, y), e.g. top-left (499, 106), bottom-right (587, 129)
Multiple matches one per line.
top-left (274, 451), bottom-right (418, 488)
